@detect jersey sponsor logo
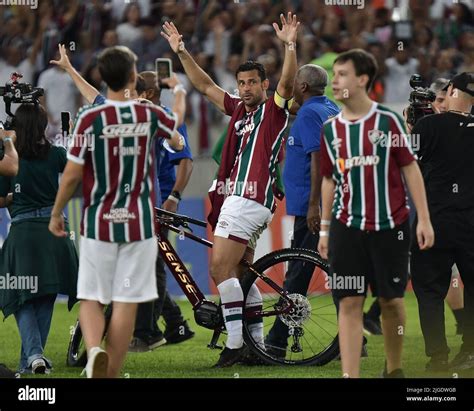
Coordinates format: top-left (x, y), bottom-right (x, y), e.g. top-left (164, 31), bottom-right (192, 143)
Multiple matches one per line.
top-left (236, 121), bottom-right (255, 137)
top-left (336, 155), bottom-right (380, 173)
top-left (101, 122), bottom-right (152, 138)
top-left (103, 208), bottom-right (137, 223)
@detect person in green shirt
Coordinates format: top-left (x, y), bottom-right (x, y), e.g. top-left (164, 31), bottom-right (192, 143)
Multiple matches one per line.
top-left (0, 103), bottom-right (78, 374)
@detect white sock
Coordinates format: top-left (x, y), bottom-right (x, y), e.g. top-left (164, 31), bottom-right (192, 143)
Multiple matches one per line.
top-left (217, 278), bottom-right (244, 349)
top-left (245, 284), bottom-right (264, 348)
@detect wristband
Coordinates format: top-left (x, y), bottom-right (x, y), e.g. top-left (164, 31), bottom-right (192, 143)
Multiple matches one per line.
top-left (3, 137), bottom-right (13, 144)
top-left (167, 195), bottom-right (180, 204)
top-left (178, 41), bottom-right (185, 52)
top-left (173, 84), bottom-right (187, 95)
top-left (320, 219), bottom-right (331, 226)
top-left (319, 231), bottom-right (329, 237)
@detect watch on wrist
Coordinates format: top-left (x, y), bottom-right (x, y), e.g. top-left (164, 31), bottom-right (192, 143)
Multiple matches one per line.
top-left (170, 190), bottom-right (181, 201)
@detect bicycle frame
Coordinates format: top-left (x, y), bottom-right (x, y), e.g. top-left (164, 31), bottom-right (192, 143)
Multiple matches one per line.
top-left (155, 208), bottom-right (295, 320)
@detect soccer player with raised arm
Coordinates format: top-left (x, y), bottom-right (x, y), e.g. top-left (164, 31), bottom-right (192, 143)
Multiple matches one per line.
top-left (161, 13), bottom-right (299, 367)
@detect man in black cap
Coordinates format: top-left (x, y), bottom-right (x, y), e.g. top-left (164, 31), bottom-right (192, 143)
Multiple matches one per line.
top-left (411, 72), bottom-right (474, 373)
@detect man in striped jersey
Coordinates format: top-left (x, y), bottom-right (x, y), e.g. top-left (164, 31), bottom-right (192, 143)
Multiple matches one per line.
top-left (318, 49), bottom-right (434, 378)
top-left (161, 14), bottom-right (299, 367)
top-left (48, 46), bottom-right (186, 378)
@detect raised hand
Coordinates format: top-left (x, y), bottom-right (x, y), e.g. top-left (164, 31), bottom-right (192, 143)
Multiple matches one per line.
top-left (160, 74), bottom-right (181, 90)
top-left (50, 44), bottom-right (72, 71)
top-left (273, 12), bottom-right (300, 44)
top-left (160, 21), bottom-right (184, 54)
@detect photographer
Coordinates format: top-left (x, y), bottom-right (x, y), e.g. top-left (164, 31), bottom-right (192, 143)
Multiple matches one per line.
top-left (0, 103), bottom-right (78, 375)
top-left (430, 78), bottom-right (465, 335)
top-left (411, 72), bottom-right (474, 372)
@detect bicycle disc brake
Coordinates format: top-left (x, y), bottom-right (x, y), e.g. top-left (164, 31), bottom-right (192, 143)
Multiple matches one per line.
top-left (277, 293), bottom-right (311, 353)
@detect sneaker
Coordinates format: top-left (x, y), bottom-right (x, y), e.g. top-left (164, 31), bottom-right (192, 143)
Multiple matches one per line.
top-left (426, 356), bottom-right (449, 372)
top-left (363, 313), bottom-right (383, 335)
top-left (382, 364), bottom-right (405, 378)
top-left (147, 334), bottom-right (167, 350)
top-left (450, 350), bottom-right (474, 371)
top-left (31, 358), bottom-right (46, 374)
top-left (0, 364), bottom-right (16, 378)
top-left (128, 335), bottom-right (167, 353)
top-left (265, 344), bottom-right (286, 360)
top-left (238, 346), bottom-right (268, 366)
top-left (164, 322), bottom-right (195, 344)
top-left (83, 347), bottom-right (108, 378)
top-left (213, 347), bottom-right (245, 368)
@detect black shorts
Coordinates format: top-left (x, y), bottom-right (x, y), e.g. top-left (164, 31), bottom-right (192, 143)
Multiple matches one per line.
top-left (328, 217), bottom-right (410, 299)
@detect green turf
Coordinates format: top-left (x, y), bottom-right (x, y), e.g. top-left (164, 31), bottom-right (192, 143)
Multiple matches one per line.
top-left (0, 292), bottom-right (470, 378)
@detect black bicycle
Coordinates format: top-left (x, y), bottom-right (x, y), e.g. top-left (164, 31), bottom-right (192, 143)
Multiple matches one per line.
top-left (67, 207), bottom-right (339, 367)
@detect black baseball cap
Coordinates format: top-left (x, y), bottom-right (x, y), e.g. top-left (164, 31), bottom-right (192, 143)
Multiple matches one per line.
top-left (443, 72), bottom-right (474, 96)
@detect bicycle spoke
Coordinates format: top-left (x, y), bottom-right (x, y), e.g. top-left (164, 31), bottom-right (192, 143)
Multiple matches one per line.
top-left (306, 315), bottom-right (337, 339)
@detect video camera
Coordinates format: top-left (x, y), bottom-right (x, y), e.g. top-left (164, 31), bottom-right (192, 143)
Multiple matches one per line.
top-left (0, 72), bottom-right (44, 130)
top-left (405, 74), bottom-right (436, 127)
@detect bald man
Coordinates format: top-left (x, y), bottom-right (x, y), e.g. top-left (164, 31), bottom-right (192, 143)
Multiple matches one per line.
top-left (265, 65), bottom-right (339, 357)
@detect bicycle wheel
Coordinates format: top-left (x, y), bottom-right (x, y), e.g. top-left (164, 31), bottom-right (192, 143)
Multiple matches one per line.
top-left (67, 319), bottom-right (88, 367)
top-left (241, 248), bottom-right (339, 366)
top-left (66, 305), bottom-right (113, 367)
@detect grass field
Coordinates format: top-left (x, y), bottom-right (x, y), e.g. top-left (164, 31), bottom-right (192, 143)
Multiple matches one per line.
top-left (0, 292), bottom-right (471, 379)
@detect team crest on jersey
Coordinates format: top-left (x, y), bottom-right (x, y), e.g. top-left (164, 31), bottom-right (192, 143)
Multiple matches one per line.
top-left (368, 129), bottom-right (385, 145)
top-left (101, 122), bottom-right (152, 138)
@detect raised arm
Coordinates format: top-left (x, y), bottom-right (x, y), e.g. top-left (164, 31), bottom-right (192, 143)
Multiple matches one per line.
top-left (160, 74), bottom-right (186, 127)
top-left (161, 21), bottom-right (226, 113)
top-left (273, 13), bottom-right (299, 100)
top-left (50, 44), bottom-right (100, 105)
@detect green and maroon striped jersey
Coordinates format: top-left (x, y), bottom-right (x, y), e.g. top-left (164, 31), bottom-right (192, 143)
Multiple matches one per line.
top-left (224, 92), bottom-right (289, 211)
top-left (320, 103), bottom-right (416, 231)
top-left (68, 99), bottom-right (177, 242)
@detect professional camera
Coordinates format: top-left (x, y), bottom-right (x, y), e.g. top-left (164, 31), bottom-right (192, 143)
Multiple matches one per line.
top-left (0, 72), bottom-right (44, 130)
top-left (405, 74), bottom-right (436, 127)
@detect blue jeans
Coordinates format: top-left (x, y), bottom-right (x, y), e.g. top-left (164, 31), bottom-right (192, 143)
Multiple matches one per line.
top-left (14, 294), bottom-right (56, 372)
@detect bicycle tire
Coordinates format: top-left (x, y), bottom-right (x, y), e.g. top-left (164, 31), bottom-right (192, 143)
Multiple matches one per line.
top-left (67, 320), bottom-right (88, 367)
top-left (241, 248), bottom-right (339, 366)
top-left (66, 305), bottom-right (113, 368)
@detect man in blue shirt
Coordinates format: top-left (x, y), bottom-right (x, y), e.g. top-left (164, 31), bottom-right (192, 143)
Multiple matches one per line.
top-left (265, 64), bottom-right (339, 355)
top-left (130, 71), bottom-right (195, 350)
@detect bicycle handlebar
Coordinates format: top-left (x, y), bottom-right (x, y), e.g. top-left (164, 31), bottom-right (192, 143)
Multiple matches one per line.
top-left (154, 207), bottom-right (207, 228)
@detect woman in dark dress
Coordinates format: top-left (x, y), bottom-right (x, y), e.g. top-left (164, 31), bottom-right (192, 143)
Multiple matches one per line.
top-left (0, 104), bottom-right (78, 374)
